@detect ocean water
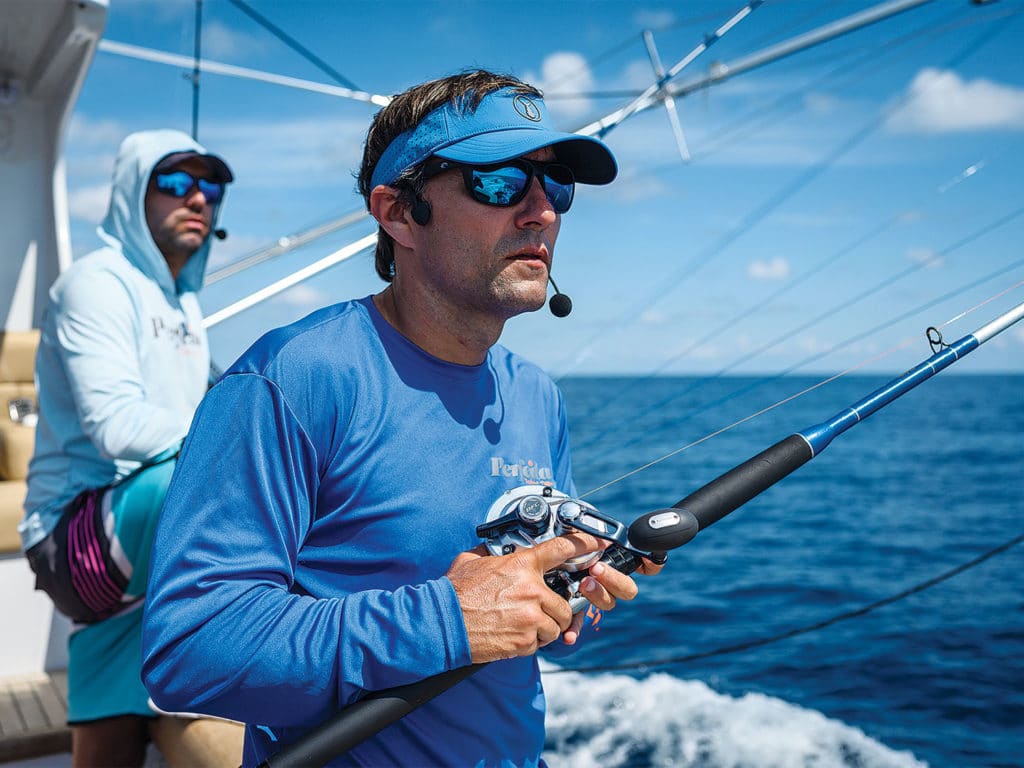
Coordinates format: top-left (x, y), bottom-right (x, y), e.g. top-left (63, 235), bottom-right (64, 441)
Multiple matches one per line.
top-left (542, 374), bottom-right (1022, 768)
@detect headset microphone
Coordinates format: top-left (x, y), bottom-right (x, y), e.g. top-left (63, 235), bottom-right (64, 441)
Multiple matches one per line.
top-left (547, 275), bottom-right (572, 318)
top-left (213, 229), bottom-right (228, 240)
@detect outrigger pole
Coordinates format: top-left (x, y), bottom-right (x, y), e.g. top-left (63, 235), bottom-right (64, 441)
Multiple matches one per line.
top-left (259, 299), bottom-right (1024, 767)
top-left (578, 0), bottom-right (937, 139)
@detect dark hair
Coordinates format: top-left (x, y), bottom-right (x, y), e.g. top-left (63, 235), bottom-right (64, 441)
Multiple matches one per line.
top-left (357, 70), bottom-right (542, 282)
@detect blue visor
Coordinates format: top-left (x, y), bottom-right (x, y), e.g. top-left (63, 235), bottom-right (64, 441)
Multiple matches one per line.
top-left (370, 87), bottom-right (617, 189)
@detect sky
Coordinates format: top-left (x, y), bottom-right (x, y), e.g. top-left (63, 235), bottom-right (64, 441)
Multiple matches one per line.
top-left (61, 0), bottom-right (1024, 376)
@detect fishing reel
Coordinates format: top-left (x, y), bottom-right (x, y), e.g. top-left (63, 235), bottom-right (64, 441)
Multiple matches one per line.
top-left (476, 485), bottom-right (699, 613)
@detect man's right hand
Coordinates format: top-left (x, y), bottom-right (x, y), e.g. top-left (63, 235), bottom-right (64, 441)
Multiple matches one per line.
top-left (445, 532), bottom-right (607, 663)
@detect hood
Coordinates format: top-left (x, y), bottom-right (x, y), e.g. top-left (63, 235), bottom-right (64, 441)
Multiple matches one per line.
top-left (97, 129), bottom-right (230, 296)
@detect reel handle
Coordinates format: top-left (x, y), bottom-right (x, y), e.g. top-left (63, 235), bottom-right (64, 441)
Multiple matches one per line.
top-left (540, 544), bottom-right (643, 606)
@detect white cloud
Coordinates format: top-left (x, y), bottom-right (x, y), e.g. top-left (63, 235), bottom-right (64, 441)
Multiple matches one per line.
top-left (906, 247), bottom-right (942, 268)
top-left (275, 282), bottom-right (330, 308)
top-left (201, 115), bottom-right (370, 183)
top-left (601, 169), bottom-right (674, 203)
top-left (797, 334), bottom-right (832, 355)
top-left (638, 308), bottom-right (671, 325)
top-left (803, 91), bottom-right (842, 116)
top-left (527, 52), bottom-right (595, 120)
top-left (112, 0), bottom-right (191, 24)
top-left (632, 10), bottom-right (676, 30)
top-left (888, 67), bottom-right (1024, 133)
top-left (205, 234), bottom-right (269, 271)
top-left (202, 20), bottom-right (267, 60)
top-left (67, 114), bottom-right (126, 148)
top-left (620, 59), bottom-right (661, 92)
top-left (67, 184), bottom-right (111, 224)
top-left (748, 257), bottom-right (790, 281)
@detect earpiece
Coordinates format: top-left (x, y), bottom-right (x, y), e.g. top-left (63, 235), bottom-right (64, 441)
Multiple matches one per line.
top-left (411, 196), bottom-right (432, 226)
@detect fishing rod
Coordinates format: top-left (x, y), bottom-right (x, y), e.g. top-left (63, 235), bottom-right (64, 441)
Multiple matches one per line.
top-left (257, 298), bottom-right (1024, 767)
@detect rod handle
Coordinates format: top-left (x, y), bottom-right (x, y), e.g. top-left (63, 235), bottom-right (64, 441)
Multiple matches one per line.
top-left (258, 664), bottom-right (483, 767)
top-left (674, 433), bottom-right (813, 530)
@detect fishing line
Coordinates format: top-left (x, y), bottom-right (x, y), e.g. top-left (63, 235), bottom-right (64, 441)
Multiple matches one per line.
top-left (545, 531), bottom-right (1024, 675)
top-left (574, 206), bottom-right (1024, 456)
top-left (206, 209), bottom-right (370, 285)
top-left (551, 9), bottom-right (1010, 381)
top-left (579, 274), bottom-right (1024, 498)
top-left (580, 266), bottom-right (1024, 491)
top-left (568, 215), bottom-right (905, 430)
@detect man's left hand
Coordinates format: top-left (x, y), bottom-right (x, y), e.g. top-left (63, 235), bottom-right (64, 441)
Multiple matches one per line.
top-left (561, 555), bottom-right (664, 645)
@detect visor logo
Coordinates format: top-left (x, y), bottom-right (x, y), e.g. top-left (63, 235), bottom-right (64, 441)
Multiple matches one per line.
top-left (513, 95), bottom-right (542, 122)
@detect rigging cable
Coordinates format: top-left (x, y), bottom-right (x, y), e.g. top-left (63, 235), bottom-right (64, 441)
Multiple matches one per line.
top-left (567, 214), bottom-right (905, 430)
top-left (191, 0), bottom-right (202, 140)
top-left (542, 1), bottom-right (837, 99)
top-left (587, 1), bottom-right (766, 139)
top-left (556, 7), bottom-right (1000, 371)
top-left (573, 206), bottom-right (1024, 455)
top-left (565, 280), bottom-right (1024, 673)
top-left (579, 275), bottom-right (1024, 497)
top-left (225, 0), bottom-right (363, 92)
top-left (546, 532), bottom-right (1024, 674)
top-left (541, 8), bottom-right (737, 96)
top-left (690, 6), bottom-right (1020, 163)
top-left (554, 7), bottom-right (974, 384)
top-left (550, 7), bottom-right (1011, 381)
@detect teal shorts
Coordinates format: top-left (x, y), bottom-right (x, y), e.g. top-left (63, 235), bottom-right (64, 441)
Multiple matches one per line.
top-left (65, 458), bottom-right (176, 723)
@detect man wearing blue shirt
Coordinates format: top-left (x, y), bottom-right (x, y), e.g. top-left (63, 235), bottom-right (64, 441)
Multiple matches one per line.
top-left (142, 71), bottom-right (661, 767)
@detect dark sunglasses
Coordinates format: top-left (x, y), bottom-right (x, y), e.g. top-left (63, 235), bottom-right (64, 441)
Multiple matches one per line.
top-left (423, 158), bottom-right (575, 214)
top-left (154, 171), bottom-right (225, 204)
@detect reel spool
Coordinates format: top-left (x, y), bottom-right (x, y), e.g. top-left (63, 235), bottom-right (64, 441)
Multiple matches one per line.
top-left (476, 484), bottom-right (634, 611)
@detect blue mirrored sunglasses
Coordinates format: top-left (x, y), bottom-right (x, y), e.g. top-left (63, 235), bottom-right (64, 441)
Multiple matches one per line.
top-left (154, 171), bottom-right (225, 204)
top-left (423, 158), bottom-right (575, 214)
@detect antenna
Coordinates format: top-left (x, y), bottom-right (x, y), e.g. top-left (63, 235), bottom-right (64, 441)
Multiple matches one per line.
top-left (191, 0), bottom-right (202, 139)
top-left (642, 30), bottom-right (690, 162)
top-left (578, 0), bottom-right (764, 139)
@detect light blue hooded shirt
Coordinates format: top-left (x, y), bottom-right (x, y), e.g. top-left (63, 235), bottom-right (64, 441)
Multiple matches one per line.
top-left (20, 129), bottom-right (227, 550)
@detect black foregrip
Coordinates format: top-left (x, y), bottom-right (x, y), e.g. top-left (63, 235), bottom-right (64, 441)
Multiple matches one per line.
top-left (674, 433), bottom-right (813, 530)
top-left (259, 664), bottom-right (484, 767)
top-left (600, 545), bottom-right (643, 575)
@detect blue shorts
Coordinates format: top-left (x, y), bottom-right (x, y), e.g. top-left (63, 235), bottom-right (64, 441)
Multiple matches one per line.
top-left (27, 458), bottom-right (177, 722)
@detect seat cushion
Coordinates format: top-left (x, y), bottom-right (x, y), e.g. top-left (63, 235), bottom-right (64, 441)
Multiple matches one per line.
top-left (0, 480), bottom-right (26, 553)
top-left (0, 423), bottom-right (34, 481)
top-left (0, 331), bottom-right (40, 383)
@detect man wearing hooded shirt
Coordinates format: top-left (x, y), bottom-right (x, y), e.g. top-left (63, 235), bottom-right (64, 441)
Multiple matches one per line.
top-left (20, 129), bottom-right (244, 766)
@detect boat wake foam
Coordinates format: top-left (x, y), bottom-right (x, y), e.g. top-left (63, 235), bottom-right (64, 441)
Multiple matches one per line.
top-left (541, 663), bottom-right (926, 767)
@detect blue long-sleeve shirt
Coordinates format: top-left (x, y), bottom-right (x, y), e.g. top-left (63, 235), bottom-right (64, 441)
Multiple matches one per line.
top-left (142, 297), bottom-right (580, 766)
